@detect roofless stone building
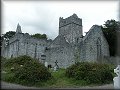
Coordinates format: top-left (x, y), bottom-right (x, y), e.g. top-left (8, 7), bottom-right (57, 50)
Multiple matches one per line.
top-left (1, 14), bottom-right (110, 68)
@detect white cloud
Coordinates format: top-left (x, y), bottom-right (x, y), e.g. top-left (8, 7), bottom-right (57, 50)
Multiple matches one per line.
top-left (2, 1), bottom-right (119, 39)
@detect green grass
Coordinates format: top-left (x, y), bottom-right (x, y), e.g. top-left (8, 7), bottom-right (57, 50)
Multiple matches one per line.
top-left (1, 56), bottom-right (114, 88)
top-left (1, 63), bottom-right (114, 88)
top-left (31, 68), bottom-right (89, 88)
top-left (1, 68), bottom-right (101, 88)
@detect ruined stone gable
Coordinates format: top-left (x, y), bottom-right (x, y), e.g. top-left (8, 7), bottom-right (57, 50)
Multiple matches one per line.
top-left (79, 25), bottom-right (110, 62)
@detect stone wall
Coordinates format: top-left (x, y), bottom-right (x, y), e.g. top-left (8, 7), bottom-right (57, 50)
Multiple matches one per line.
top-left (1, 14), bottom-right (111, 68)
top-left (2, 33), bottom-right (49, 63)
top-left (45, 35), bottom-right (75, 68)
top-left (59, 14), bottom-right (83, 44)
top-left (79, 25), bottom-right (110, 62)
top-left (59, 14), bottom-right (82, 28)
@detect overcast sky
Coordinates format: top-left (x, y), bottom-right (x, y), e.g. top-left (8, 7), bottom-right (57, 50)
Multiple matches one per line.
top-left (2, 0), bottom-right (119, 39)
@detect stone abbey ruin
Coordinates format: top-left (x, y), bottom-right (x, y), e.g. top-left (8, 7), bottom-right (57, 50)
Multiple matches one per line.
top-left (1, 14), bottom-right (110, 68)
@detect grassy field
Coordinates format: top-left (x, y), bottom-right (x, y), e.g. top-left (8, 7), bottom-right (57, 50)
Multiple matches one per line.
top-left (39, 69), bottom-right (88, 88)
top-left (1, 68), bottom-right (108, 88)
top-left (1, 56), bottom-right (114, 88)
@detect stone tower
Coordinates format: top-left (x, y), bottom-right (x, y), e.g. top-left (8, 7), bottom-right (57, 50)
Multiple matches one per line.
top-left (16, 23), bottom-right (22, 34)
top-left (59, 14), bottom-right (83, 44)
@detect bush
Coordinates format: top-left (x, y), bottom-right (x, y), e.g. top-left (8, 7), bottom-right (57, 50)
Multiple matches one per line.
top-left (4, 55), bottom-right (33, 67)
top-left (4, 55), bottom-right (34, 73)
top-left (4, 55), bottom-right (51, 82)
top-left (15, 60), bottom-right (51, 82)
top-left (1, 56), bottom-right (7, 68)
top-left (66, 62), bottom-right (114, 84)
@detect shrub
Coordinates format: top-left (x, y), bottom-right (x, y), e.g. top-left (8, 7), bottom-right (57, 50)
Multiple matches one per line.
top-left (15, 60), bottom-right (51, 82)
top-left (4, 55), bottom-right (32, 67)
top-left (4, 55), bottom-right (33, 73)
top-left (4, 55), bottom-right (51, 82)
top-left (66, 62), bottom-right (114, 84)
top-left (1, 56), bottom-right (7, 68)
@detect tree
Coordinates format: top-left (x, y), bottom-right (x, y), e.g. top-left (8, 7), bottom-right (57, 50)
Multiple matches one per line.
top-left (1, 31), bottom-right (16, 41)
top-left (101, 19), bottom-right (120, 56)
top-left (1, 31), bottom-right (16, 46)
top-left (31, 33), bottom-right (47, 39)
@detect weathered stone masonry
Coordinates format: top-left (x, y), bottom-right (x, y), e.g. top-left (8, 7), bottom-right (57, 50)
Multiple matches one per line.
top-left (1, 14), bottom-right (110, 68)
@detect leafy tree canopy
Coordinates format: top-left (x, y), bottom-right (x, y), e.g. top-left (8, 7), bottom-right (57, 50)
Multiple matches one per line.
top-left (31, 33), bottom-right (47, 39)
top-left (1, 31), bottom-right (16, 41)
top-left (101, 19), bottom-right (120, 56)
top-left (103, 19), bottom-right (120, 30)
top-left (1, 31), bottom-right (16, 46)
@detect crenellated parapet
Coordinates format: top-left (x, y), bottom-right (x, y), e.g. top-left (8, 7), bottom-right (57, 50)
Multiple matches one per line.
top-left (59, 14), bottom-right (82, 28)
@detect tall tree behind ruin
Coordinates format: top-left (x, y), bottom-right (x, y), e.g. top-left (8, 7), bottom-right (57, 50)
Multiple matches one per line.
top-left (101, 19), bottom-right (120, 56)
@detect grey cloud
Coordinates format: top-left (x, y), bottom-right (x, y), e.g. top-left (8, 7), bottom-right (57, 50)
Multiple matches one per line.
top-left (2, 1), bottom-right (118, 40)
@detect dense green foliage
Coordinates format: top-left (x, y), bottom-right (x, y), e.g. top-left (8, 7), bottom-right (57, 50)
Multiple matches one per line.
top-left (2, 55), bottom-right (51, 84)
top-left (102, 19), bottom-right (120, 56)
top-left (4, 55), bottom-right (32, 68)
top-left (31, 33), bottom-right (47, 39)
top-left (1, 31), bottom-right (16, 41)
top-left (1, 56), bottom-right (7, 68)
top-left (2, 59), bottom-right (115, 87)
top-left (66, 62), bottom-right (114, 84)
top-left (15, 60), bottom-right (51, 82)
top-left (1, 31), bottom-right (16, 46)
